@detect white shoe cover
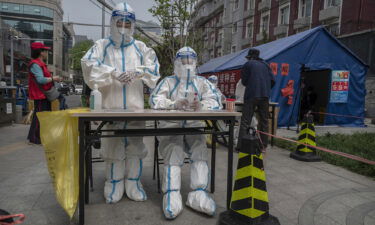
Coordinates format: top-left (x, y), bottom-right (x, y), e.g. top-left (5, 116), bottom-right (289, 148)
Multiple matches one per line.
top-left (162, 165), bottom-right (183, 219)
top-left (186, 161), bottom-right (216, 216)
top-left (163, 191), bottom-right (183, 219)
top-left (125, 158), bottom-right (147, 201)
top-left (104, 179), bottom-right (124, 204)
top-left (104, 160), bottom-right (125, 204)
top-left (186, 190), bottom-right (216, 216)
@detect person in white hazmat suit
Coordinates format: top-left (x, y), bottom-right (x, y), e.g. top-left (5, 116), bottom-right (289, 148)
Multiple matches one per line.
top-left (208, 75), bottom-right (226, 103)
top-left (207, 75), bottom-right (228, 135)
top-left (150, 47), bottom-right (222, 219)
top-left (81, 2), bottom-right (160, 203)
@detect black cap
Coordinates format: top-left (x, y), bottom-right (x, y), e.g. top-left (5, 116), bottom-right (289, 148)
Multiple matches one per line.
top-left (246, 48), bottom-right (260, 59)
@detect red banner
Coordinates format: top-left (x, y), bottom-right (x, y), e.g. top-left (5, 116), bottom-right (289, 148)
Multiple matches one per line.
top-left (201, 70), bottom-right (241, 96)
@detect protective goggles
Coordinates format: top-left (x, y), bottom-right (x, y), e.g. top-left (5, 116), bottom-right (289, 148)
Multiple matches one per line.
top-left (112, 10), bottom-right (136, 22)
top-left (208, 77), bottom-right (218, 82)
top-left (176, 51), bottom-right (197, 60)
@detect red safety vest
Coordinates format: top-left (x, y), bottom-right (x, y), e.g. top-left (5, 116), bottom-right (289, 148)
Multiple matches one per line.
top-left (28, 58), bottom-right (53, 100)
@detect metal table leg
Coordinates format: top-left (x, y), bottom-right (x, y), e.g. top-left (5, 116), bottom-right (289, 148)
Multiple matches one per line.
top-left (271, 105), bottom-right (275, 146)
top-left (227, 118), bottom-right (234, 209)
top-left (79, 118), bottom-right (85, 225)
top-left (210, 120), bottom-right (217, 193)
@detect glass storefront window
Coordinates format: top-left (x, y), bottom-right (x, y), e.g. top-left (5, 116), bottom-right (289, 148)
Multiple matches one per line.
top-left (0, 3), bottom-right (53, 18)
top-left (41, 7), bottom-right (54, 18)
top-left (24, 5), bottom-right (40, 16)
top-left (1, 3), bottom-right (23, 13)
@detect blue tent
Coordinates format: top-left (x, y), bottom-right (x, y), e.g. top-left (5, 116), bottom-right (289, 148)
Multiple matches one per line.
top-left (198, 26), bottom-right (368, 127)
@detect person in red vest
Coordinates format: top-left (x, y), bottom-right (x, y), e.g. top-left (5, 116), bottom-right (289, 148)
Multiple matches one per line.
top-left (27, 42), bottom-right (61, 144)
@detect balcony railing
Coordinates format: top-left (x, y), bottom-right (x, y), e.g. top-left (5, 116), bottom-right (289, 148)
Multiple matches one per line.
top-left (258, 0), bottom-right (271, 11)
top-left (319, 6), bottom-right (340, 21)
top-left (293, 17), bottom-right (310, 30)
top-left (274, 25), bottom-right (288, 36)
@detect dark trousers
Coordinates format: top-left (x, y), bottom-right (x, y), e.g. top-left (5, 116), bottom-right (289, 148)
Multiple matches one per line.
top-left (238, 97), bottom-right (269, 149)
top-left (27, 99), bottom-right (51, 144)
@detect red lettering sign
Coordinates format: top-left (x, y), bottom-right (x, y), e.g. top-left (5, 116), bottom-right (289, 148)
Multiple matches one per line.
top-left (270, 63), bottom-right (278, 75)
top-left (281, 63), bottom-right (289, 76)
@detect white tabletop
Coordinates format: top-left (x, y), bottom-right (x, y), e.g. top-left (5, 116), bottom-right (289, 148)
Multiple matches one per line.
top-left (223, 101), bottom-right (278, 106)
top-left (72, 109), bottom-right (241, 118)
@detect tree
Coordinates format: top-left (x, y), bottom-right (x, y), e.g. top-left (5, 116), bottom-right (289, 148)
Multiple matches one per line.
top-left (149, 0), bottom-right (203, 77)
top-left (69, 40), bottom-right (94, 72)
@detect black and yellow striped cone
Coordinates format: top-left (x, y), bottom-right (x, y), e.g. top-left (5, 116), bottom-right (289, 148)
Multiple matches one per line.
top-left (290, 116), bottom-right (321, 162)
top-left (218, 131), bottom-right (280, 225)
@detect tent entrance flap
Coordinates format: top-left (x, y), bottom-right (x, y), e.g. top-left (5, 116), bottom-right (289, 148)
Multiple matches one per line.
top-left (300, 69), bottom-right (331, 124)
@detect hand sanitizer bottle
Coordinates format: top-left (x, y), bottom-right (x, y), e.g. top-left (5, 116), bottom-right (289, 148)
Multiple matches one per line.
top-left (90, 84), bottom-right (102, 111)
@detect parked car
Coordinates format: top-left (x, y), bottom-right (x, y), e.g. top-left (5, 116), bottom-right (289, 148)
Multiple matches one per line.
top-left (75, 85), bottom-right (83, 95)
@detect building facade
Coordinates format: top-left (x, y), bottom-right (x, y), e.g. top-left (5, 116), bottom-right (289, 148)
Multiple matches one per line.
top-left (0, 0), bottom-right (72, 80)
top-left (0, 18), bottom-right (31, 85)
top-left (191, 0), bottom-right (375, 64)
top-left (191, 0), bottom-right (375, 115)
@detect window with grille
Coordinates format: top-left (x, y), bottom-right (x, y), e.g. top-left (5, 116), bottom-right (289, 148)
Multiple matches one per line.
top-left (261, 15), bottom-right (269, 33)
top-left (247, 0), bottom-right (255, 10)
top-left (326, 0), bottom-right (341, 8)
top-left (299, 0), bottom-right (312, 18)
top-left (247, 22), bottom-right (253, 38)
top-left (279, 6), bottom-right (290, 25)
top-left (234, 0), bottom-right (239, 10)
top-left (232, 22), bottom-right (238, 33)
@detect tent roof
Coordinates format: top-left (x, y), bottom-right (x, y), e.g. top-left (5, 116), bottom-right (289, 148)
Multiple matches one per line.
top-left (198, 26), bottom-right (367, 74)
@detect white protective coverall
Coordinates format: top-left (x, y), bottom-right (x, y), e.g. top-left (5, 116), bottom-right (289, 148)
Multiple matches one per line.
top-left (208, 75), bottom-right (226, 102)
top-left (150, 47), bottom-right (222, 219)
top-left (81, 2), bottom-right (160, 203)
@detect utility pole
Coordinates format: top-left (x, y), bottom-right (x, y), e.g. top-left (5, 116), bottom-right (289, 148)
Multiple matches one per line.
top-left (10, 35), bottom-right (14, 87)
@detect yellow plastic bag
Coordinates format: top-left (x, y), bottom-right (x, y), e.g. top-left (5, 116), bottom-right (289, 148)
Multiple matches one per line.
top-left (37, 108), bottom-right (89, 218)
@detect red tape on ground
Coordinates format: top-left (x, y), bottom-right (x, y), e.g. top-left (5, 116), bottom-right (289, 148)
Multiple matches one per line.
top-left (0, 214), bottom-right (25, 225)
top-left (257, 130), bottom-right (375, 165)
top-left (311, 112), bottom-right (373, 120)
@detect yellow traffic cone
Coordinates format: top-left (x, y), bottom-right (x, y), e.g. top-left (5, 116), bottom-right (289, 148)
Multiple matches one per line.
top-left (290, 115), bottom-right (321, 162)
top-left (218, 129), bottom-right (280, 225)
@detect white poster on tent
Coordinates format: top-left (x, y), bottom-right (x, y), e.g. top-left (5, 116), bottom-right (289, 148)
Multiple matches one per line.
top-left (330, 70), bottom-right (350, 103)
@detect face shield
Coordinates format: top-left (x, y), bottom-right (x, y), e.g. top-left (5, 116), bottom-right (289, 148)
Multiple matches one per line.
top-left (174, 50), bottom-right (197, 78)
top-left (111, 10), bottom-right (135, 36)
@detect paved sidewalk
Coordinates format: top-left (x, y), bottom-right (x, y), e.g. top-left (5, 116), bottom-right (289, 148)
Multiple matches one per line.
top-left (0, 124), bottom-right (374, 225)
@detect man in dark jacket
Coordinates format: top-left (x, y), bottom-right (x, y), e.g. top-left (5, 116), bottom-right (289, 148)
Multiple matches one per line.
top-left (237, 48), bottom-right (275, 151)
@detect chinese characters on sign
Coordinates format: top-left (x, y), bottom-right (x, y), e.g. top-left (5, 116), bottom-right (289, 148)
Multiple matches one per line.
top-left (270, 63), bottom-right (278, 75)
top-left (202, 70), bottom-right (241, 96)
top-left (330, 70), bottom-right (350, 103)
top-left (281, 63), bottom-right (289, 76)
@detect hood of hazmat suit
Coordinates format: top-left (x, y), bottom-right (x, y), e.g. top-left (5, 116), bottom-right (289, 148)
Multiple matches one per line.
top-left (110, 2), bottom-right (135, 48)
